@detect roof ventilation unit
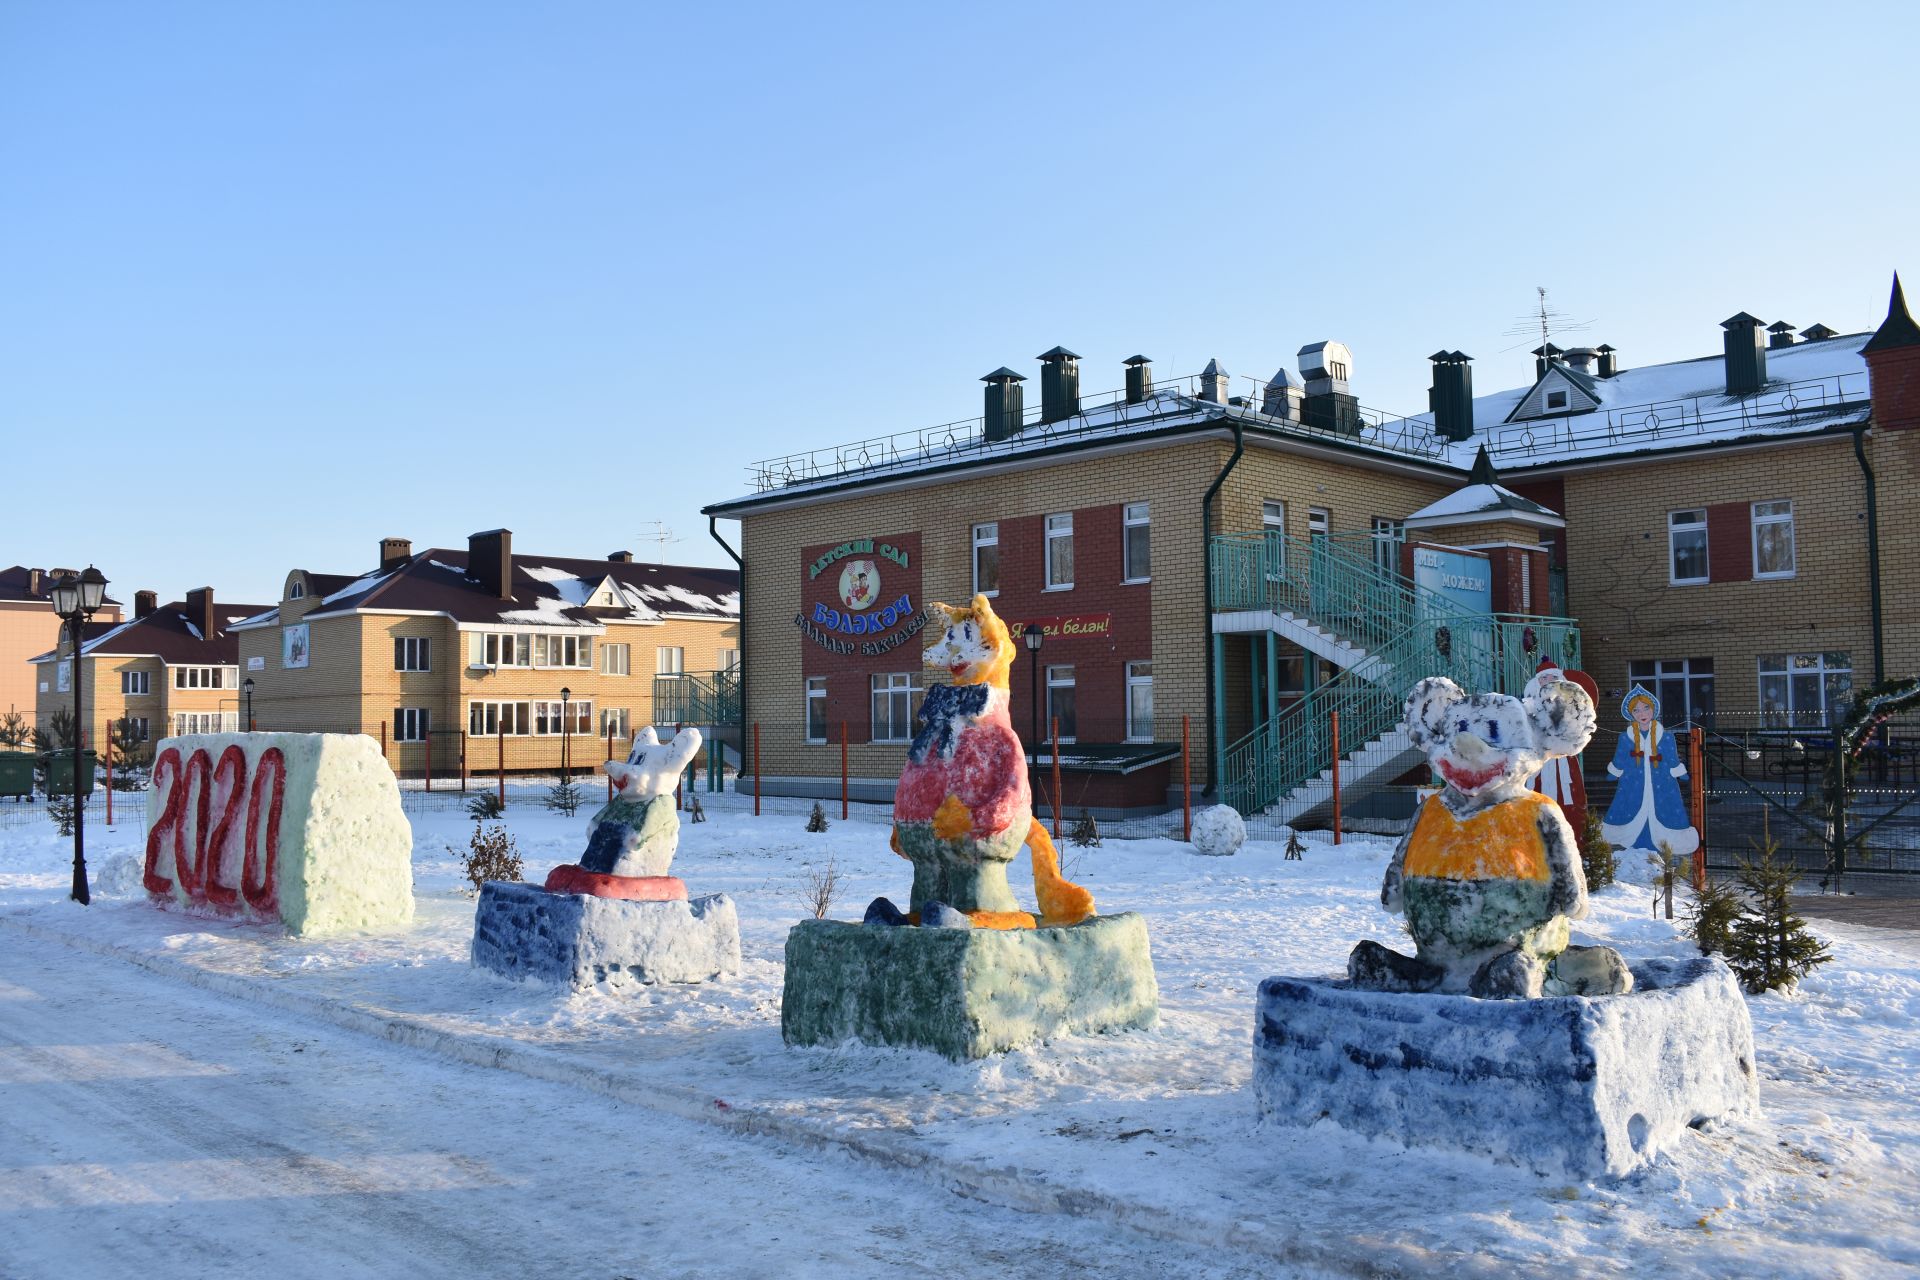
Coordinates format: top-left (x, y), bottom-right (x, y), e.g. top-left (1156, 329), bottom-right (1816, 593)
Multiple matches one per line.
top-left (1037, 347), bottom-right (1081, 423)
top-left (1299, 341), bottom-right (1359, 434)
top-left (1261, 366), bottom-right (1303, 420)
top-left (1596, 344), bottom-right (1620, 378)
top-left (981, 367), bottom-right (1026, 443)
top-left (1426, 350), bottom-right (1475, 442)
top-left (1123, 354), bottom-right (1154, 405)
top-left (1721, 312), bottom-right (1767, 395)
top-left (1767, 321), bottom-right (1797, 350)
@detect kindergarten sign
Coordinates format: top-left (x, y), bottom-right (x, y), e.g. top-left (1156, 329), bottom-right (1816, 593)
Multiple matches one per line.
top-left (797, 532), bottom-right (924, 660)
top-left (1006, 613), bottom-right (1113, 642)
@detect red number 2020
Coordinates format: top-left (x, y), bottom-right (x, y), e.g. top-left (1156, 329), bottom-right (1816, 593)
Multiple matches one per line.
top-left (144, 745), bottom-right (287, 918)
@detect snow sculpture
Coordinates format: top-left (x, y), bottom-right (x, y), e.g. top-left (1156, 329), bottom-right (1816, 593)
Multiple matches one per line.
top-left (470, 726), bottom-right (740, 990)
top-left (143, 732), bottom-right (413, 936)
top-left (782, 594), bottom-right (1157, 1059)
top-left (1600, 685), bottom-right (1699, 862)
top-left (1348, 676), bottom-right (1632, 999)
top-left (1524, 659), bottom-right (1597, 831)
top-left (1190, 804), bottom-right (1247, 857)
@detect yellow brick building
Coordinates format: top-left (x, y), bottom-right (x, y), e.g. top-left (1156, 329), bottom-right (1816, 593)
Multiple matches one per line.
top-left (2, 567), bottom-right (122, 726)
top-left (229, 531), bottom-right (740, 778)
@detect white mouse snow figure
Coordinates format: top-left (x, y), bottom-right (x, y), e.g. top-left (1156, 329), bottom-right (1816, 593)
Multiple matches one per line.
top-left (578, 726), bottom-right (704, 878)
top-left (1348, 676), bottom-right (1633, 999)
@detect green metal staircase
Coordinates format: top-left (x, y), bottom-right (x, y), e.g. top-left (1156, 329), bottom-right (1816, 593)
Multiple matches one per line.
top-left (652, 669), bottom-right (741, 728)
top-left (1209, 531), bottom-right (1578, 825)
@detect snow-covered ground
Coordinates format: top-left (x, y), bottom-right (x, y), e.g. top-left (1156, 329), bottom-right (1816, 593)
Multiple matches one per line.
top-left (2, 792), bottom-right (1916, 1278)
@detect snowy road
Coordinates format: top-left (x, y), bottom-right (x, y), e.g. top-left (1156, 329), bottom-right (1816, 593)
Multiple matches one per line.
top-left (0, 931), bottom-right (1275, 1280)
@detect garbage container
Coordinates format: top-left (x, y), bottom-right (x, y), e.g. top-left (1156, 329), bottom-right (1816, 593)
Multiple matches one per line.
top-left (43, 750), bottom-right (98, 798)
top-left (0, 750), bottom-right (32, 801)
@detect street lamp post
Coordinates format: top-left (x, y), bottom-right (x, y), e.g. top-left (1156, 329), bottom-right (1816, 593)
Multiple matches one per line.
top-left (560, 686), bottom-right (572, 782)
top-left (1023, 624), bottom-right (1045, 761)
top-left (50, 566), bottom-right (108, 906)
top-left (243, 677), bottom-right (255, 731)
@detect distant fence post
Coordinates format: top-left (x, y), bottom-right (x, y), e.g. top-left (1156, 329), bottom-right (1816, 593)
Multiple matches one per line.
top-left (1182, 714), bottom-right (1192, 842)
top-left (497, 722), bottom-right (506, 807)
top-left (424, 731), bottom-right (432, 792)
top-left (380, 719), bottom-right (388, 763)
top-left (104, 734), bottom-right (113, 827)
top-left (840, 721), bottom-right (849, 820)
top-left (1689, 729), bottom-right (1706, 891)
top-left (606, 723), bottom-right (615, 803)
top-left (1050, 717), bottom-right (1062, 841)
top-left (1330, 709), bottom-right (1342, 846)
top-left (753, 723), bottom-right (761, 816)
top-left (460, 731), bottom-right (468, 792)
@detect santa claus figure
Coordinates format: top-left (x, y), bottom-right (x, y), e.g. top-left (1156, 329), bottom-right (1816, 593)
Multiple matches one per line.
top-left (1523, 658), bottom-right (1596, 831)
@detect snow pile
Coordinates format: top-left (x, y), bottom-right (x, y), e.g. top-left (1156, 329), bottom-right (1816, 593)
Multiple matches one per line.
top-left (1189, 805), bottom-right (1246, 856)
top-left (143, 733), bottom-right (413, 936)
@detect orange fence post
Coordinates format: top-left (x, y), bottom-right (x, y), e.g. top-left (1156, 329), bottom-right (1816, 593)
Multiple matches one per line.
top-left (1690, 729), bottom-right (1707, 892)
top-left (381, 720), bottom-right (388, 763)
top-left (424, 730), bottom-right (432, 792)
top-left (1050, 716), bottom-right (1063, 841)
top-left (607, 723), bottom-right (615, 803)
top-left (840, 721), bottom-right (849, 820)
top-left (497, 723), bottom-right (506, 808)
top-left (1182, 714), bottom-right (1192, 842)
top-left (753, 723), bottom-right (762, 816)
top-left (104, 734), bottom-right (113, 827)
top-left (1330, 709), bottom-right (1342, 846)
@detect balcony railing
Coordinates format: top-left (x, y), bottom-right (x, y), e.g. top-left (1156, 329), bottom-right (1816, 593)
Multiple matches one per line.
top-left (652, 670), bottom-right (741, 726)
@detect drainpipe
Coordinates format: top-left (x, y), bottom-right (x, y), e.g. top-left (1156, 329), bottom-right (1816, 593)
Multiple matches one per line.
top-left (1200, 420), bottom-right (1246, 798)
top-left (1852, 426), bottom-right (1885, 684)
top-left (708, 516), bottom-right (745, 762)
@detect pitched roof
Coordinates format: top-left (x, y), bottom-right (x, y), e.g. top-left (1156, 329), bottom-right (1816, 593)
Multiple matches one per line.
top-left (1862, 273), bottom-right (1920, 355)
top-left (235, 550), bottom-right (739, 632)
top-left (0, 566), bottom-right (122, 607)
top-left (28, 599), bottom-right (269, 665)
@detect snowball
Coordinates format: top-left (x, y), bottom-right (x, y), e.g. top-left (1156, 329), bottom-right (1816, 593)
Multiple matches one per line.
top-left (1190, 805), bottom-right (1247, 856)
top-left (95, 853), bottom-right (146, 897)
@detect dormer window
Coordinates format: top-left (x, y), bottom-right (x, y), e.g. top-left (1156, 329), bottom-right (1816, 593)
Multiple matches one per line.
top-left (289, 580), bottom-right (305, 599)
top-left (1545, 391), bottom-right (1568, 411)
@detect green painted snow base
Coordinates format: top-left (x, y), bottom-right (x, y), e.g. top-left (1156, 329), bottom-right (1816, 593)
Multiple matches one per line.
top-left (781, 913), bottom-right (1159, 1061)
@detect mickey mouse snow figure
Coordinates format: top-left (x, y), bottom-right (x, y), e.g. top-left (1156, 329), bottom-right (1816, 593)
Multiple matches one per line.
top-left (1348, 676), bottom-right (1633, 999)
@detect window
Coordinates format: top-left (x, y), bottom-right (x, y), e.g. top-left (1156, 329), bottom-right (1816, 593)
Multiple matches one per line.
top-left (806, 676), bottom-right (828, 743)
top-left (602, 642), bottom-right (631, 676)
top-left (1262, 500), bottom-right (1287, 533)
top-left (1044, 513), bottom-right (1074, 589)
top-left (469, 701), bottom-right (532, 736)
top-left (600, 707), bottom-right (630, 738)
top-left (1546, 390), bottom-right (1568, 411)
top-left (1308, 507), bottom-right (1330, 539)
top-left (718, 648), bottom-right (740, 673)
top-left (469, 632), bottom-right (535, 669)
top-left (392, 707), bottom-right (430, 742)
top-left (1752, 500), bottom-right (1796, 579)
top-left (1627, 659), bottom-right (1716, 727)
top-left (870, 672), bottom-right (919, 742)
top-left (657, 646), bottom-right (685, 677)
top-left (1262, 500), bottom-right (1288, 581)
top-left (394, 636), bottom-right (431, 672)
top-left (1371, 518), bottom-right (1403, 576)
top-left (120, 670), bottom-right (151, 696)
top-left (1759, 653), bottom-right (1851, 729)
top-left (173, 711), bottom-right (237, 735)
top-left (1045, 665), bottom-right (1077, 742)
top-left (972, 522), bottom-right (1000, 596)
top-left (530, 634), bottom-right (592, 669)
top-left (289, 581), bottom-right (305, 599)
top-left (1125, 662), bottom-right (1153, 742)
top-left (173, 666), bottom-right (228, 690)
top-left (1122, 503), bottom-right (1151, 582)
top-left (1668, 509), bottom-right (1708, 585)
top-left (122, 716), bottom-right (150, 742)
top-left (533, 699), bottom-right (592, 735)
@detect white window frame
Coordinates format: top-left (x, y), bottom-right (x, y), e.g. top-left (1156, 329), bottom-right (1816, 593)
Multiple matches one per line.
top-left (1122, 502), bottom-right (1151, 583)
top-left (657, 646), bottom-right (685, 677)
top-left (288, 580), bottom-right (305, 599)
top-left (1045, 664), bottom-right (1077, 744)
top-left (173, 711), bottom-right (237, 736)
top-left (469, 632), bottom-right (536, 670)
top-left (870, 672), bottom-right (918, 743)
top-left (1308, 507), bottom-right (1330, 538)
top-left (392, 707), bottom-right (430, 742)
top-left (599, 707), bottom-right (630, 739)
top-left (123, 716), bottom-right (150, 742)
top-left (1627, 658), bottom-right (1716, 726)
top-left (972, 522), bottom-right (1000, 597)
top-left (1125, 661), bottom-right (1153, 743)
top-left (532, 699), bottom-right (592, 736)
top-left (1758, 652), bottom-right (1851, 729)
top-left (1667, 509), bottom-right (1709, 586)
top-left (1545, 389), bottom-right (1569, 411)
top-left (602, 642), bottom-right (631, 676)
top-left (805, 676), bottom-right (828, 744)
top-left (468, 700), bottom-right (533, 737)
top-left (173, 666), bottom-right (229, 690)
top-left (1371, 517), bottom-right (1403, 576)
top-left (121, 669), bottom-right (151, 696)
top-left (394, 636), bottom-right (431, 672)
top-left (718, 648), bottom-right (740, 674)
top-left (1751, 500), bottom-right (1796, 580)
top-left (1044, 513), bottom-right (1074, 590)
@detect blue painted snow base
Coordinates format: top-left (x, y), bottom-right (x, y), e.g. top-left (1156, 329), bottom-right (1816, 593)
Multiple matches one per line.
top-left (471, 881), bottom-right (741, 992)
top-left (1253, 956), bottom-right (1759, 1180)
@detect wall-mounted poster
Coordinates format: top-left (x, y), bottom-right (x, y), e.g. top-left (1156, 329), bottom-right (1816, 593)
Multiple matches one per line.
top-left (248, 656), bottom-right (266, 671)
top-left (283, 623), bottom-right (310, 669)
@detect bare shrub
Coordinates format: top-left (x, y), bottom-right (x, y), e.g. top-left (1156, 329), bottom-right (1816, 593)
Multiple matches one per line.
top-left (465, 823), bottom-right (523, 891)
top-left (798, 854), bottom-right (842, 919)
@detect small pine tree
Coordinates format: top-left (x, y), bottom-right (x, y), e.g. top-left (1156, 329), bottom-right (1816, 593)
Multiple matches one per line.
top-left (1685, 875), bottom-right (1744, 958)
top-left (0, 708), bottom-right (31, 748)
top-left (1069, 810), bottom-right (1102, 848)
top-left (47, 794), bottom-right (74, 836)
top-left (463, 823), bottom-right (523, 891)
top-left (806, 801), bottom-right (829, 833)
top-left (545, 778), bottom-right (583, 817)
top-left (1578, 808), bottom-right (1616, 891)
top-left (466, 790), bottom-right (506, 821)
top-left (1284, 829), bottom-right (1306, 861)
top-left (1724, 841), bottom-right (1832, 993)
top-left (35, 708), bottom-right (77, 753)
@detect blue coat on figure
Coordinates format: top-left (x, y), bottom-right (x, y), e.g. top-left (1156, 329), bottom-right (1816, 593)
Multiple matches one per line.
top-left (1601, 686), bottom-right (1699, 856)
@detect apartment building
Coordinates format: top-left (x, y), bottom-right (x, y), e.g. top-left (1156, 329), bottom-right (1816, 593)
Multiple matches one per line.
top-left (229, 530), bottom-right (740, 776)
top-left (1, 566), bottom-right (121, 720)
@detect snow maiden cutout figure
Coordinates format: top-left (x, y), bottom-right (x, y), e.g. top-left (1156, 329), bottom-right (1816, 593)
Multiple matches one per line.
top-left (1349, 675), bottom-right (1633, 999)
top-left (1600, 685), bottom-right (1698, 864)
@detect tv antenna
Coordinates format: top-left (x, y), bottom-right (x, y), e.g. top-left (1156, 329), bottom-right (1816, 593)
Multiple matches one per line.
top-left (640, 522), bottom-right (682, 564)
top-left (1497, 286), bottom-right (1595, 356)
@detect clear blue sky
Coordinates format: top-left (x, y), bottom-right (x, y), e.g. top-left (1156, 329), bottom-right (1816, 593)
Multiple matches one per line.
top-left (4, 1), bottom-right (1915, 607)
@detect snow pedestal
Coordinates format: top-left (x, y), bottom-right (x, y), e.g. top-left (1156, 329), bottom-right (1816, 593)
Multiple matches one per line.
top-left (470, 882), bottom-right (741, 991)
top-left (781, 913), bottom-right (1158, 1060)
top-left (1253, 956), bottom-right (1758, 1179)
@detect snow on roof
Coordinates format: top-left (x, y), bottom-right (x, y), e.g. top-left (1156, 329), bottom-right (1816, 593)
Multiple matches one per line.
top-left (1405, 482), bottom-right (1562, 525)
top-left (322, 568), bottom-right (395, 605)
